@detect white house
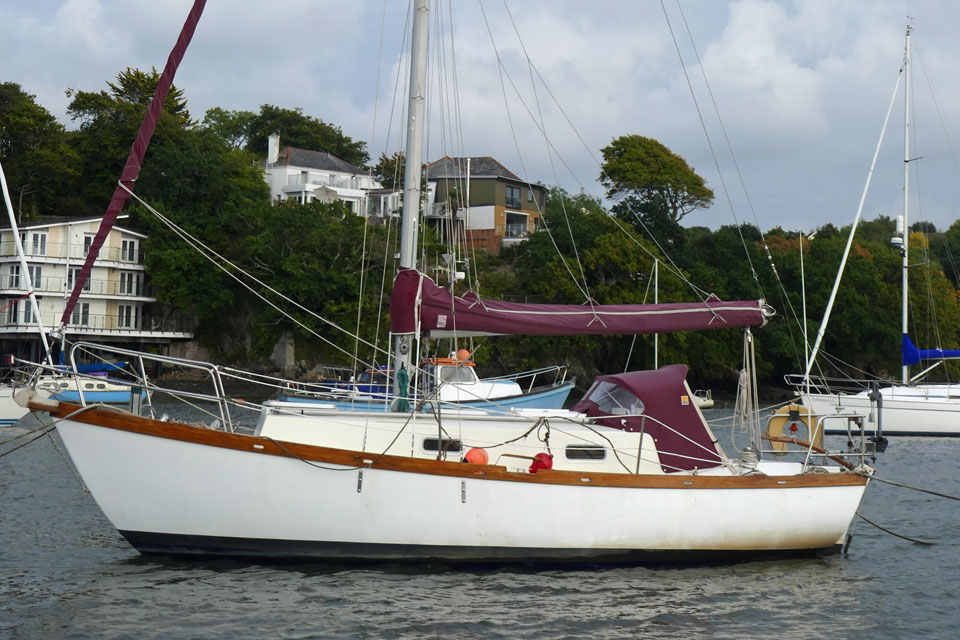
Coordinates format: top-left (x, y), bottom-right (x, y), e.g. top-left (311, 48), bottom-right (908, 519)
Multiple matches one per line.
top-left (0, 216), bottom-right (193, 360)
top-left (262, 133), bottom-right (381, 214)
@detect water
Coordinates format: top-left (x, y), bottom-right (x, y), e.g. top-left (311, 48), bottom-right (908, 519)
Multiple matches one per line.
top-left (2, 407), bottom-right (960, 639)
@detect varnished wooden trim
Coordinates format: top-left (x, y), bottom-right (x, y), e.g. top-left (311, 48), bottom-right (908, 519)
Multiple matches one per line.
top-left (34, 401), bottom-right (869, 490)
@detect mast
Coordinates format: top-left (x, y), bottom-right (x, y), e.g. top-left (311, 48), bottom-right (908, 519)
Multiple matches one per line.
top-left (901, 25), bottom-right (912, 385)
top-left (393, 0), bottom-right (430, 388)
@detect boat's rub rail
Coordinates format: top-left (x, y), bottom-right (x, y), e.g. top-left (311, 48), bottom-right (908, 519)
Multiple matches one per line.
top-left (34, 401), bottom-right (868, 490)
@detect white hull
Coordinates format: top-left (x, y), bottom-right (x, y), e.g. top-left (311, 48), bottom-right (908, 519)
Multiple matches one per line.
top-left (51, 409), bottom-right (868, 562)
top-left (802, 385), bottom-right (960, 436)
top-left (0, 382), bottom-right (41, 426)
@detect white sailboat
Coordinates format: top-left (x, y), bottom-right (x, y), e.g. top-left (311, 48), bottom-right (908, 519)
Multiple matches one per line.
top-left (17, 0), bottom-right (874, 563)
top-left (798, 26), bottom-right (960, 436)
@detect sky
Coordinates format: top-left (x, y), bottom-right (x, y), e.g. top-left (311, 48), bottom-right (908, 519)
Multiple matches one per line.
top-left (3, 0), bottom-right (960, 233)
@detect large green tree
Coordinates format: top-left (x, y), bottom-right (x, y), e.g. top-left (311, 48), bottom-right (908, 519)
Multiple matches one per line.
top-left (0, 82), bottom-right (80, 219)
top-left (600, 135), bottom-right (713, 223)
top-left (244, 104), bottom-right (369, 166)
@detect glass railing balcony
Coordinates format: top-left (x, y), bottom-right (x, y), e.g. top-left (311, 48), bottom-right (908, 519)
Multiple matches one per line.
top-left (504, 223), bottom-right (529, 239)
top-left (0, 310), bottom-right (195, 334)
top-left (0, 241), bottom-right (145, 264)
top-left (0, 275), bottom-right (155, 298)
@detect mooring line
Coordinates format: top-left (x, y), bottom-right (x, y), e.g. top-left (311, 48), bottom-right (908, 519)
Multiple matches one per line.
top-left (866, 473), bottom-right (960, 501)
top-left (856, 511), bottom-right (935, 546)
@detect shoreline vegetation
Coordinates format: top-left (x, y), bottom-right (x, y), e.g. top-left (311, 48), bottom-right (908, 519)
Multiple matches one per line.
top-left (5, 75), bottom-right (960, 394)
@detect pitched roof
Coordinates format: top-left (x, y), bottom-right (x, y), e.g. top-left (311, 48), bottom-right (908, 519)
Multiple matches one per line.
top-left (426, 156), bottom-right (525, 182)
top-left (0, 215), bottom-right (139, 236)
top-left (274, 147), bottom-right (365, 175)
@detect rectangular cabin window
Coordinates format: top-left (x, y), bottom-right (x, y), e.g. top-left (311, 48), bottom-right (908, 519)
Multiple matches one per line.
top-left (422, 437), bottom-right (462, 453)
top-left (439, 366), bottom-right (476, 384)
top-left (565, 445), bottom-right (607, 460)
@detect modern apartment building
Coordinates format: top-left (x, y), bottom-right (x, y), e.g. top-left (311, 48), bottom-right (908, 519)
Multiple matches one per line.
top-left (0, 216), bottom-right (193, 361)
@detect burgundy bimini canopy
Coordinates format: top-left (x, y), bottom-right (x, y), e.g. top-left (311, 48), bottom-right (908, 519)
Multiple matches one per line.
top-left (572, 364), bottom-right (722, 472)
top-left (390, 269), bottom-right (771, 338)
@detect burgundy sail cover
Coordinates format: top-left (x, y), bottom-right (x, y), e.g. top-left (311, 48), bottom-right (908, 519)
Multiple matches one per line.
top-left (390, 269), bottom-right (769, 337)
top-left (572, 365), bottom-right (722, 472)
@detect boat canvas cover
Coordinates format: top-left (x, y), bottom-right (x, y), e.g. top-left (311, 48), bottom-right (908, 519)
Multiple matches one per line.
top-left (902, 333), bottom-right (960, 366)
top-left (571, 364), bottom-right (722, 472)
top-left (390, 269), bottom-right (769, 338)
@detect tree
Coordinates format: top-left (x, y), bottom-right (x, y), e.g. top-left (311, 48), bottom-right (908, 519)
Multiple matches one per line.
top-left (244, 105), bottom-right (369, 166)
top-left (0, 82), bottom-right (80, 219)
top-left (65, 68), bottom-right (193, 213)
top-left (371, 151), bottom-right (404, 189)
top-left (201, 107), bottom-right (256, 149)
top-left (599, 135), bottom-right (713, 223)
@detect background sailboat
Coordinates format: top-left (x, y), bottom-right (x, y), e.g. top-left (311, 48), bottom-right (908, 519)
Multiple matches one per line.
top-left (799, 26), bottom-right (960, 436)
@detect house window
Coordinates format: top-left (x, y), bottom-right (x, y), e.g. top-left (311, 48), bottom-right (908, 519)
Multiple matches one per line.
top-left (118, 304), bottom-right (139, 329)
top-left (70, 303), bottom-right (90, 326)
top-left (7, 265), bottom-right (19, 289)
top-left (30, 232), bottom-right (47, 256)
top-left (121, 238), bottom-right (139, 262)
top-left (527, 188), bottom-right (534, 202)
top-left (27, 265), bottom-right (42, 290)
top-left (505, 186), bottom-right (521, 209)
top-left (83, 234), bottom-right (95, 257)
top-left (23, 297), bottom-right (39, 324)
top-left (5, 299), bottom-right (18, 324)
top-left (68, 268), bottom-right (91, 292)
top-left (119, 271), bottom-right (141, 295)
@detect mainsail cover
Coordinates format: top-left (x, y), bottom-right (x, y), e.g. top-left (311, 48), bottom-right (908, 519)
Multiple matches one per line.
top-left (902, 333), bottom-right (960, 366)
top-left (58, 0), bottom-right (207, 328)
top-left (390, 269), bottom-right (771, 337)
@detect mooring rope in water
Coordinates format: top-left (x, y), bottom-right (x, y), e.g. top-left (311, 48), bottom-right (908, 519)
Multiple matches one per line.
top-left (865, 473), bottom-right (960, 502)
top-left (856, 511), bottom-right (935, 546)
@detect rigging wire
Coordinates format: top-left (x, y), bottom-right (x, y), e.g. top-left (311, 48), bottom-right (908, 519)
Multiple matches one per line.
top-left (125, 186), bottom-right (388, 369)
top-left (476, 0), bottom-right (595, 304)
top-left (659, 0), bottom-right (762, 302)
top-left (673, 0), bottom-right (806, 372)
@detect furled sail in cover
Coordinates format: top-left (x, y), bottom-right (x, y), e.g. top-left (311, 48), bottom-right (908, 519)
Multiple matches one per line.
top-left (902, 334), bottom-right (960, 366)
top-left (390, 269), bottom-right (772, 338)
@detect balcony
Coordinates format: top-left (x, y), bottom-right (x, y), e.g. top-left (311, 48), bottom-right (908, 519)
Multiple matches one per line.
top-left (427, 202), bottom-right (466, 219)
top-left (0, 310), bottom-right (195, 337)
top-left (1, 275), bottom-right (156, 299)
top-left (504, 223), bottom-right (529, 239)
top-left (0, 241), bottom-right (145, 264)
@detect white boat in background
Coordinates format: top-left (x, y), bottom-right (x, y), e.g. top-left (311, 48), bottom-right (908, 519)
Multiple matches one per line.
top-left (693, 389), bottom-right (714, 409)
top-left (277, 353), bottom-right (573, 413)
top-left (797, 26), bottom-right (960, 436)
top-left (16, 0), bottom-right (877, 564)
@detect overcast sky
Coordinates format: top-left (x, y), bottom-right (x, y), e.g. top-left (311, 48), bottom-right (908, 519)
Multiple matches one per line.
top-left (4, 0), bottom-right (960, 233)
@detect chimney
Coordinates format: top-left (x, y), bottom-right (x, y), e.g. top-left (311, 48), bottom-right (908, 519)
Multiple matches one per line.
top-left (267, 132), bottom-right (280, 165)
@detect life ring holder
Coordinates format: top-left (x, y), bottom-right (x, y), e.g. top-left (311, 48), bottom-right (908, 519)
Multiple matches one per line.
top-left (765, 404), bottom-right (823, 456)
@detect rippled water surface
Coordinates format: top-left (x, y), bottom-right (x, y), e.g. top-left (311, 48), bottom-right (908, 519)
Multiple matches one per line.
top-left (2, 407), bottom-right (959, 639)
